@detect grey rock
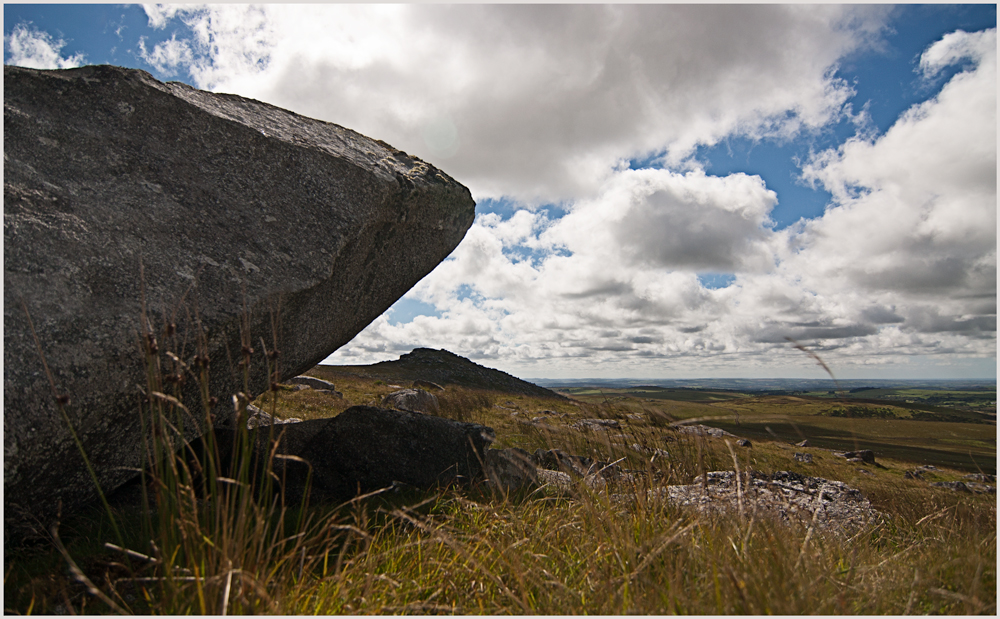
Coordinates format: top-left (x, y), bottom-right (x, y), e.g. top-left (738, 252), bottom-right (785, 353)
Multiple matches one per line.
top-left (842, 450), bottom-right (876, 464)
top-left (412, 379), bottom-right (444, 392)
top-left (932, 481), bottom-right (972, 493)
top-left (736, 439), bottom-right (752, 448)
top-left (794, 452), bottom-right (813, 463)
top-left (4, 65), bottom-right (475, 537)
top-left (484, 448), bottom-right (538, 491)
top-left (903, 470), bottom-right (924, 480)
top-left (286, 376), bottom-right (337, 391)
top-left (675, 424), bottom-right (736, 438)
top-left (571, 418), bottom-right (621, 431)
top-left (662, 471), bottom-right (878, 532)
top-left (966, 482), bottom-right (997, 494)
top-left (226, 406), bottom-right (494, 504)
top-left (245, 404), bottom-right (302, 429)
top-left (963, 473), bottom-right (995, 483)
top-left (795, 440), bottom-right (810, 447)
top-left (381, 388), bottom-right (440, 414)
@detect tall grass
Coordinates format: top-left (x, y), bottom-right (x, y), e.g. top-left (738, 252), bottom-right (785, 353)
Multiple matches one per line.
top-left (4, 320), bottom-right (995, 614)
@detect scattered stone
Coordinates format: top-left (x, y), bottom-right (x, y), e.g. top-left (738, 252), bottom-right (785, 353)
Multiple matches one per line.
top-left (4, 64), bottom-right (475, 536)
top-left (964, 473), bottom-right (995, 483)
top-left (856, 468), bottom-right (874, 476)
top-left (381, 388), bottom-right (440, 415)
top-left (919, 465), bottom-right (940, 471)
top-left (286, 376), bottom-right (338, 391)
top-left (932, 481), bottom-right (972, 493)
top-left (659, 470), bottom-right (879, 532)
top-left (795, 440), bottom-right (811, 448)
top-left (967, 482), bottom-right (996, 494)
top-left (794, 452), bottom-right (813, 463)
top-left (737, 439), bottom-right (752, 448)
top-left (245, 404), bottom-right (303, 430)
top-left (674, 424), bottom-right (736, 439)
top-left (904, 470), bottom-right (924, 480)
top-left (571, 418), bottom-right (622, 431)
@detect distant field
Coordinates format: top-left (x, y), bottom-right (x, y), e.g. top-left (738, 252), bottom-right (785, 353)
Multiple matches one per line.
top-left (558, 387), bottom-right (996, 473)
top-left (559, 386), bottom-right (747, 402)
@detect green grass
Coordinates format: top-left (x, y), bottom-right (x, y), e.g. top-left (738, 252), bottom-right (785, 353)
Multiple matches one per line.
top-left (4, 354), bottom-right (996, 614)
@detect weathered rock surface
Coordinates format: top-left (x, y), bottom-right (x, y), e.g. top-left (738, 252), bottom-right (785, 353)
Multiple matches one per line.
top-left (381, 388), bottom-right (440, 414)
top-left (229, 406), bottom-right (495, 504)
top-left (4, 64), bottom-right (475, 537)
top-left (245, 404), bottom-right (302, 430)
top-left (658, 471), bottom-right (879, 532)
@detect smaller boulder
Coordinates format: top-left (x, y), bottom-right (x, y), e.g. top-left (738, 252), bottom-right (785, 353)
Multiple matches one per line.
top-left (794, 452), bottom-right (813, 463)
top-left (287, 376), bottom-right (338, 391)
top-left (382, 388), bottom-right (440, 414)
top-left (843, 450), bottom-right (876, 464)
top-left (932, 481), bottom-right (971, 493)
top-left (412, 380), bottom-right (445, 392)
top-left (736, 439), bottom-right (752, 448)
top-left (795, 439), bottom-right (810, 448)
top-left (903, 470), bottom-right (924, 480)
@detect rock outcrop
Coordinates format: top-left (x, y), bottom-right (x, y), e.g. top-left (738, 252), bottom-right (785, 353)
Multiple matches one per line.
top-left (362, 348), bottom-right (566, 399)
top-left (4, 65), bottom-right (475, 537)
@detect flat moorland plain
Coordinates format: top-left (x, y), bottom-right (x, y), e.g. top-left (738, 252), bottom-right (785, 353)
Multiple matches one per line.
top-left (561, 387), bottom-right (996, 474)
top-left (4, 367), bottom-right (996, 615)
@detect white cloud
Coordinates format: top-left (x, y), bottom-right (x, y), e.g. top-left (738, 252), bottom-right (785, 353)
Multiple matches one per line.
top-left (797, 28), bottom-right (996, 307)
top-left (136, 4), bottom-right (891, 204)
top-left (331, 28), bottom-right (996, 378)
top-left (137, 35), bottom-right (193, 76)
top-left (4, 24), bottom-right (87, 69)
top-left (122, 6), bottom-right (993, 377)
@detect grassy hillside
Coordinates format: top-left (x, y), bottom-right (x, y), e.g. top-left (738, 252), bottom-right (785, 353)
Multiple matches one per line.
top-left (4, 353), bottom-right (995, 615)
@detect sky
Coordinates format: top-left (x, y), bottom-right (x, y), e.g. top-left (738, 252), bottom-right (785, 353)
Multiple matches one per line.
top-left (4, 4), bottom-right (996, 380)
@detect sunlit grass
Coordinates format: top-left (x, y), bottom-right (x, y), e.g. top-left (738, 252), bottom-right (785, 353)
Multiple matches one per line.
top-left (4, 346), bottom-right (995, 614)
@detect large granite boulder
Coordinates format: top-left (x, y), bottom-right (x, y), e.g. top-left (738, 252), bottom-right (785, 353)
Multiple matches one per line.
top-left (4, 65), bottom-right (475, 537)
top-left (225, 406), bottom-right (495, 504)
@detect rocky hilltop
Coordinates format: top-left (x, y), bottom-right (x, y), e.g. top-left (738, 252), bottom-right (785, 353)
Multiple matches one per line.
top-left (4, 64), bottom-right (475, 537)
top-left (329, 348), bottom-right (566, 399)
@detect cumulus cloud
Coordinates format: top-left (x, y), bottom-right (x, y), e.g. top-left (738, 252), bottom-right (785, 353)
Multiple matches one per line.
top-left (797, 28), bottom-right (996, 308)
top-left (137, 35), bottom-right (193, 76)
top-left (134, 4), bottom-right (891, 204)
top-left (332, 27), bottom-right (996, 377)
top-left (4, 24), bottom-right (87, 69)
top-left (118, 6), bottom-right (993, 377)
